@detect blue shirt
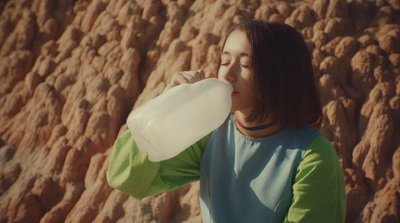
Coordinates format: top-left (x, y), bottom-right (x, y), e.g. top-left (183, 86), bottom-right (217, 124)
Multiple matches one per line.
top-left (200, 115), bottom-right (321, 222)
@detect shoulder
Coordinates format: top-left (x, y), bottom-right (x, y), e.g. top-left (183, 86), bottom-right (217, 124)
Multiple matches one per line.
top-left (295, 135), bottom-right (341, 189)
top-left (303, 135), bottom-right (337, 164)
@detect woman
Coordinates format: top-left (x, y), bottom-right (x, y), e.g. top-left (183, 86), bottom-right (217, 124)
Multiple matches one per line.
top-left (107, 20), bottom-right (346, 222)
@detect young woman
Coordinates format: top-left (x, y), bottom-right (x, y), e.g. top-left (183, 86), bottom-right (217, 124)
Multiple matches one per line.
top-left (107, 20), bottom-right (346, 223)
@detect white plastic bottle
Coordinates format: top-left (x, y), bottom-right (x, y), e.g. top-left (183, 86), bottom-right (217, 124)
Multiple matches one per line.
top-left (127, 78), bottom-right (232, 162)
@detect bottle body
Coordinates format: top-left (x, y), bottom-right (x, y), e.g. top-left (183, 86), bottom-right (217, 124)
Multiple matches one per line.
top-left (127, 78), bottom-right (232, 162)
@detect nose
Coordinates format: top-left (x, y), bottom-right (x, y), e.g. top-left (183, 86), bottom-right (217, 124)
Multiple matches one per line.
top-left (219, 64), bottom-right (237, 82)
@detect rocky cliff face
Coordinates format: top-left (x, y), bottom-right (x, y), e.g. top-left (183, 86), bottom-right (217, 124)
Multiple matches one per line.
top-left (0, 0), bottom-right (399, 222)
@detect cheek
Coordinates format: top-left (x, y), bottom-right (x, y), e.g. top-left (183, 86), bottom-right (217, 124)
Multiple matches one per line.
top-left (243, 70), bottom-right (254, 82)
top-left (242, 81), bottom-right (256, 103)
top-left (242, 77), bottom-right (254, 91)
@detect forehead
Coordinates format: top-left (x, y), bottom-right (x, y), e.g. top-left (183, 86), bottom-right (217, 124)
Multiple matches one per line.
top-left (223, 30), bottom-right (251, 54)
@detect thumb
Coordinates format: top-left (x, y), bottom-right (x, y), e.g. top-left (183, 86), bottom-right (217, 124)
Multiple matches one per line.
top-left (205, 71), bottom-right (215, 78)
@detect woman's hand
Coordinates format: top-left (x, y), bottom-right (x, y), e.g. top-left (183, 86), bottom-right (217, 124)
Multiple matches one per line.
top-left (170, 69), bottom-right (213, 87)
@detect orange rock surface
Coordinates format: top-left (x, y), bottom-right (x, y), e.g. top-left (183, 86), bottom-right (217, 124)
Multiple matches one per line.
top-left (0, 0), bottom-right (399, 222)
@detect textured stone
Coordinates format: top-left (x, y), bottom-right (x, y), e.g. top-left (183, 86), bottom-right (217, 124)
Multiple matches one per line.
top-left (0, 0), bottom-right (399, 222)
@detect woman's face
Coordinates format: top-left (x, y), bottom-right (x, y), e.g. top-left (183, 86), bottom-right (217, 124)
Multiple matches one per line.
top-left (218, 30), bottom-right (254, 115)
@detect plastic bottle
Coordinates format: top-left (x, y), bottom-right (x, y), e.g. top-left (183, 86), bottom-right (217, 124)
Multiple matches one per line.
top-left (127, 78), bottom-right (232, 162)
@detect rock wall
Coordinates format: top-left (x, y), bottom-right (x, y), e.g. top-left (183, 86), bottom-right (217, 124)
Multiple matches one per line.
top-left (0, 0), bottom-right (399, 222)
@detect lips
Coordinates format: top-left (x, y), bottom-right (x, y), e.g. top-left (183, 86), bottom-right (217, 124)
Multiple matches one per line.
top-left (231, 90), bottom-right (239, 96)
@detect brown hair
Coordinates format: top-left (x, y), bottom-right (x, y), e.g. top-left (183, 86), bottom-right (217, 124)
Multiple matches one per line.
top-left (221, 20), bottom-right (322, 128)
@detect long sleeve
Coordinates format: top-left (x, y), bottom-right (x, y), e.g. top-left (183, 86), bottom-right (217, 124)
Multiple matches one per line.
top-left (284, 135), bottom-right (347, 223)
top-left (107, 129), bottom-right (211, 199)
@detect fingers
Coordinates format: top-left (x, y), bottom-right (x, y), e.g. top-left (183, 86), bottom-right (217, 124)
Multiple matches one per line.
top-left (170, 73), bottom-right (189, 86)
top-left (181, 71), bottom-right (202, 83)
top-left (170, 69), bottom-right (207, 87)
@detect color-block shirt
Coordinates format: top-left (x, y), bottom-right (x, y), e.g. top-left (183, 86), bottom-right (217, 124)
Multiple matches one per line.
top-left (107, 114), bottom-right (346, 222)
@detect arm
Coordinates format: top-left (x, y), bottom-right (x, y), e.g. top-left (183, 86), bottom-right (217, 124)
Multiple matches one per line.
top-left (107, 74), bottom-right (209, 199)
top-left (284, 135), bottom-right (347, 223)
top-left (107, 129), bottom-right (211, 199)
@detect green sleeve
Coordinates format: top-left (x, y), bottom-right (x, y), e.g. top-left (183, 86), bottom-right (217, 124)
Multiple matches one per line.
top-left (284, 135), bottom-right (347, 223)
top-left (107, 129), bottom-right (211, 199)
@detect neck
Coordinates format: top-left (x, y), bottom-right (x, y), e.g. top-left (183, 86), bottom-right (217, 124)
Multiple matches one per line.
top-left (234, 112), bottom-right (283, 138)
top-left (235, 119), bottom-right (278, 131)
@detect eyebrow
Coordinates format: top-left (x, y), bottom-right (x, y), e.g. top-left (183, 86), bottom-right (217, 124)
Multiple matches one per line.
top-left (221, 51), bottom-right (250, 57)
